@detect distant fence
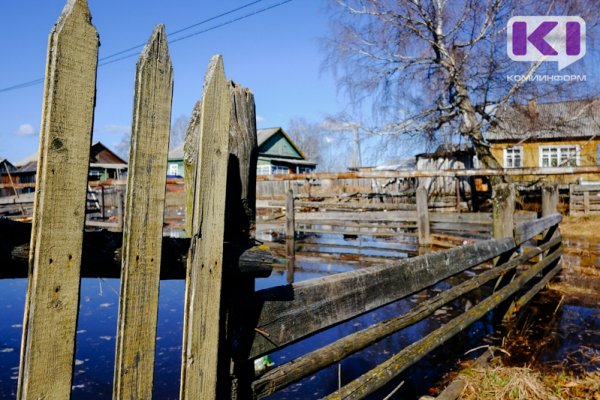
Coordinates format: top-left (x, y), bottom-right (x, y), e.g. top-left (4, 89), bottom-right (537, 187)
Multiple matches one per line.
top-left (569, 184), bottom-right (600, 215)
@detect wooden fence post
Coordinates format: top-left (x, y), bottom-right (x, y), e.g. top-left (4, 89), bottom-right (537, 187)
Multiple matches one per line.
top-left (18, 1), bottom-right (99, 398)
top-left (568, 183), bottom-right (575, 215)
top-left (180, 55), bottom-right (231, 400)
top-left (223, 81), bottom-right (259, 399)
top-left (286, 189), bottom-right (296, 284)
top-left (541, 184), bottom-right (559, 217)
top-left (492, 183), bottom-right (515, 240)
top-left (113, 25), bottom-right (173, 399)
top-left (184, 101), bottom-right (202, 237)
top-left (584, 190), bottom-right (590, 215)
top-left (416, 186), bottom-right (430, 245)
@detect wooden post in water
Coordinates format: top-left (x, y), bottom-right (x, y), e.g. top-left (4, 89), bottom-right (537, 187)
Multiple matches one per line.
top-left (113, 25), bottom-right (173, 399)
top-left (223, 80), bottom-right (259, 399)
top-left (286, 188), bottom-right (296, 284)
top-left (541, 184), bottom-right (559, 217)
top-left (492, 183), bottom-right (515, 240)
top-left (416, 186), bottom-right (430, 245)
top-left (180, 55), bottom-right (231, 400)
top-left (18, 1), bottom-right (99, 398)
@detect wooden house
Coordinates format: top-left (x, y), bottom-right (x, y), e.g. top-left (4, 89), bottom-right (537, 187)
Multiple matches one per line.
top-left (10, 141), bottom-right (128, 184)
top-left (167, 127), bottom-right (317, 177)
top-left (416, 144), bottom-right (479, 194)
top-left (487, 99), bottom-right (600, 183)
top-left (257, 127), bottom-right (316, 175)
top-left (167, 145), bottom-right (184, 177)
top-left (88, 142), bottom-right (128, 181)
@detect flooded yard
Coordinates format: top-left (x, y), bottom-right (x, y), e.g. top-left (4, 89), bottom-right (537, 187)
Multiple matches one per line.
top-left (0, 231), bottom-right (598, 399)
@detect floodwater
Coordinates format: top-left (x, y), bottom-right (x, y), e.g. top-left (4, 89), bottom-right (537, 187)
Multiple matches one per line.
top-left (0, 234), bottom-right (598, 399)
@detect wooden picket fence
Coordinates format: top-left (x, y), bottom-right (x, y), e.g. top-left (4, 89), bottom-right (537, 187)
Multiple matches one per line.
top-left (16, 2), bottom-right (260, 399)
top-left (13, 1), bottom-right (565, 399)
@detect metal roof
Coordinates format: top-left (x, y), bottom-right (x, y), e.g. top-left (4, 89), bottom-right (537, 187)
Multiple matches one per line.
top-left (486, 99), bottom-right (600, 142)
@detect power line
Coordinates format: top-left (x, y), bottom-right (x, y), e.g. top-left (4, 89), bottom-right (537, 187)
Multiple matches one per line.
top-left (99, 0), bottom-right (294, 68)
top-left (0, 0), bottom-right (294, 94)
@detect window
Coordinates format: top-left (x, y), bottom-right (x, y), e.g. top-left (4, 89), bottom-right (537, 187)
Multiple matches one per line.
top-left (540, 145), bottom-right (579, 167)
top-left (169, 163), bottom-right (179, 176)
top-left (272, 165), bottom-right (288, 175)
top-left (257, 165), bottom-right (271, 175)
top-left (298, 166), bottom-right (314, 174)
top-left (504, 146), bottom-right (523, 168)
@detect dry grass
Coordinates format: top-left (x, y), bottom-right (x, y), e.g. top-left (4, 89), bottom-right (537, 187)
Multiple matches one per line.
top-left (560, 214), bottom-right (600, 239)
top-left (459, 366), bottom-right (600, 400)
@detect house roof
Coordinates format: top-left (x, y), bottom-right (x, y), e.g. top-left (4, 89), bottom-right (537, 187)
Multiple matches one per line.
top-left (416, 144), bottom-right (475, 159)
top-left (91, 142), bottom-right (127, 164)
top-left (257, 127), bottom-right (308, 160)
top-left (14, 142), bottom-right (127, 172)
top-left (259, 156), bottom-right (317, 167)
top-left (486, 99), bottom-right (600, 142)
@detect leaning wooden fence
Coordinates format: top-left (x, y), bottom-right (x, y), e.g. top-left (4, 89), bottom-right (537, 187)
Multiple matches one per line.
top-left (569, 184), bottom-right (600, 215)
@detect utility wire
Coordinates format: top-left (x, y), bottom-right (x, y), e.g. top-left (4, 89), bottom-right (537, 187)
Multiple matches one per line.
top-left (0, 0), bottom-right (294, 94)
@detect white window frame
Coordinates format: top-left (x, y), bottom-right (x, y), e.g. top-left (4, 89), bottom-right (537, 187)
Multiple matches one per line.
top-left (168, 163), bottom-right (179, 176)
top-left (257, 165), bottom-right (271, 175)
top-left (539, 145), bottom-right (580, 168)
top-left (503, 146), bottom-right (523, 168)
top-left (271, 165), bottom-right (288, 175)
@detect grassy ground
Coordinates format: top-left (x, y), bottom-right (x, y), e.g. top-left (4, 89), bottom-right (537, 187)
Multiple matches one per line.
top-left (559, 214), bottom-right (600, 239)
top-left (457, 362), bottom-right (600, 400)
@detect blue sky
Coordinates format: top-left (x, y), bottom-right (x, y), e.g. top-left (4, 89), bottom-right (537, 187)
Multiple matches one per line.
top-left (0, 0), bottom-right (342, 162)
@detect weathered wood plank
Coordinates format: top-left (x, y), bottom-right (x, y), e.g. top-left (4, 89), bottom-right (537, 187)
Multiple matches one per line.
top-left (237, 237), bottom-right (515, 359)
top-left (513, 213), bottom-right (562, 245)
top-left (17, 1), bottom-right (98, 398)
top-left (113, 25), bottom-right (173, 399)
top-left (429, 212), bottom-right (492, 224)
top-left (295, 210), bottom-right (418, 222)
top-left (541, 184), bottom-right (559, 217)
top-left (180, 55), bottom-right (231, 400)
top-left (184, 101), bottom-right (202, 236)
top-left (416, 186), bottom-right (430, 245)
top-left (492, 183), bottom-right (515, 240)
top-left (251, 236), bottom-right (559, 398)
top-left (286, 189), bottom-right (295, 284)
top-left (267, 200), bottom-right (416, 211)
top-left (322, 247), bottom-right (563, 400)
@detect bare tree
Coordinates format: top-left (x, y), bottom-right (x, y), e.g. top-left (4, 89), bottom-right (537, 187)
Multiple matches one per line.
top-left (325, 0), bottom-right (598, 179)
top-left (287, 117), bottom-right (353, 172)
top-left (170, 114), bottom-right (189, 150)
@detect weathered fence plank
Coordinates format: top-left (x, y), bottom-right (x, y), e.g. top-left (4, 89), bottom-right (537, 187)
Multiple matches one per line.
top-left (17, 1), bottom-right (98, 398)
top-left (492, 183), bottom-right (515, 240)
top-left (238, 237), bottom-right (515, 359)
top-left (113, 25), bottom-right (173, 399)
top-left (514, 213), bottom-right (562, 245)
top-left (541, 184), bottom-right (559, 217)
top-left (295, 210), bottom-right (417, 222)
top-left (180, 55), bottom-right (231, 400)
top-left (323, 246), bottom-right (563, 400)
top-left (184, 101), bottom-right (202, 236)
top-left (251, 236), bottom-right (560, 398)
top-left (416, 186), bottom-right (430, 245)
top-left (286, 189), bottom-right (296, 284)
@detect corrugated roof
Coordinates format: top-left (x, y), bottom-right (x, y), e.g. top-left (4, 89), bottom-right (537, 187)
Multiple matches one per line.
top-left (486, 99), bottom-right (600, 142)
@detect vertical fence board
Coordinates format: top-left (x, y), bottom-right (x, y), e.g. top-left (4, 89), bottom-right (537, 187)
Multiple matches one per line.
top-left (286, 189), bottom-right (296, 284)
top-left (17, 1), bottom-right (99, 398)
top-left (180, 55), bottom-right (231, 400)
top-left (184, 102), bottom-right (202, 237)
top-left (492, 183), bottom-right (515, 239)
top-left (224, 81), bottom-right (259, 399)
top-left (113, 25), bottom-right (173, 399)
top-left (416, 186), bottom-right (430, 245)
